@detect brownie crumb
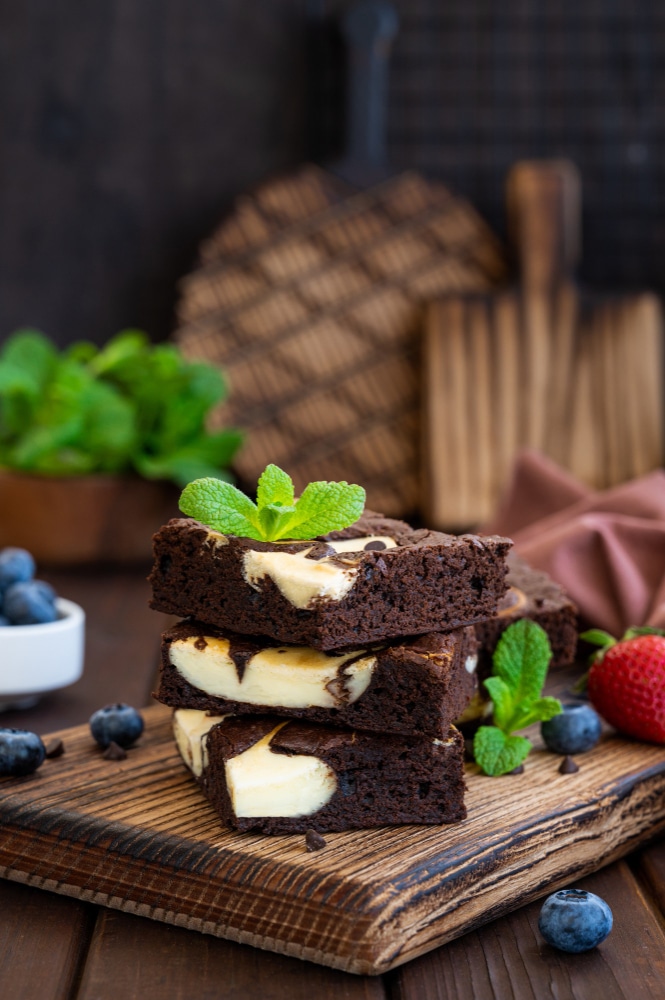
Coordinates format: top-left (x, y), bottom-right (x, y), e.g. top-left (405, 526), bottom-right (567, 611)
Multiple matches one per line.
top-left (559, 755), bottom-right (579, 774)
top-left (305, 829), bottom-right (327, 852)
top-left (44, 738), bottom-right (65, 759)
top-left (103, 741), bottom-right (128, 761)
top-left (508, 764), bottom-right (525, 775)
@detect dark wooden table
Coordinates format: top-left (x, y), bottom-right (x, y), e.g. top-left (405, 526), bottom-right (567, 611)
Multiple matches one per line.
top-left (2, 567), bottom-right (665, 1000)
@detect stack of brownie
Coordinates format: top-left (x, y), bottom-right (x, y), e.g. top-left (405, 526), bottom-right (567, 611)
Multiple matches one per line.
top-left (148, 510), bottom-right (512, 835)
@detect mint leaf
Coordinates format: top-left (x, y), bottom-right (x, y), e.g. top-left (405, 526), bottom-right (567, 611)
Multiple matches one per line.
top-left (258, 503), bottom-right (298, 539)
top-left (1, 329), bottom-right (57, 389)
top-left (482, 676), bottom-right (513, 731)
top-left (88, 329), bottom-right (148, 377)
top-left (473, 727), bottom-right (532, 776)
top-left (257, 464), bottom-right (295, 509)
top-left (508, 696), bottom-right (563, 731)
top-left (137, 453), bottom-right (234, 487)
top-left (179, 478), bottom-right (261, 537)
top-left (271, 479), bottom-right (366, 540)
top-left (493, 618), bottom-right (552, 710)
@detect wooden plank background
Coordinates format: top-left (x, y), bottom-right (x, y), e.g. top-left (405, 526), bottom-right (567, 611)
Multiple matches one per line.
top-left (3, 1), bottom-right (665, 345)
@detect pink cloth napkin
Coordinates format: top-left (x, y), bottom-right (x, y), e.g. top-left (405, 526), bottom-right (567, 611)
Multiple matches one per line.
top-left (483, 450), bottom-right (665, 636)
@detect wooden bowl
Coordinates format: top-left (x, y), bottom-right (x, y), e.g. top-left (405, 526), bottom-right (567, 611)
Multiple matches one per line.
top-left (0, 472), bottom-right (180, 566)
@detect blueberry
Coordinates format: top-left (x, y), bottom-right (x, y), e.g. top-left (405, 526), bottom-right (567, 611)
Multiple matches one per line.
top-left (89, 704), bottom-right (144, 749)
top-left (541, 703), bottom-right (602, 755)
top-left (32, 580), bottom-right (56, 603)
top-left (0, 728), bottom-right (46, 776)
top-left (3, 580), bottom-right (58, 625)
top-left (539, 888), bottom-right (613, 953)
top-left (0, 548), bottom-right (35, 592)
top-left (2, 580), bottom-right (58, 625)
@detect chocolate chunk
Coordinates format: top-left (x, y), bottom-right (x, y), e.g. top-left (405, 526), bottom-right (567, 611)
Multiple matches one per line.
top-left (559, 755), bottom-right (579, 774)
top-left (44, 738), bottom-right (65, 759)
top-left (508, 764), bottom-right (525, 775)
top-left (102, 741), bottom-right (128, 761)
top-left (364, 540), bottom-right (387, 551)
top-left (305, 829), bottom-right (327, 852)
top-left (227, 634), bottom-right (261, 682)
top-left (304, 542), bottom-right (336, 560)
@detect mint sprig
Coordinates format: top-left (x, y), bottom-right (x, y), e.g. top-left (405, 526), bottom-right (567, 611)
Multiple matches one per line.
top-left (179, 463), bottom-right (365, 542)
top-left (0, 328), bottom-right (241, 484)
top-left (473, 619), bottom-right (562, 776)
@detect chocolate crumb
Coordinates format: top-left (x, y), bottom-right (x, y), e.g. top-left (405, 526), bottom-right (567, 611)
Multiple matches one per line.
top-left (508, 764), bottom-right (525, 775)
top-left (559, 755), bottom-right (579, 774)
top-left (364, 540), bottom-right (387, 551)
top-left (305, 829), bottom-right (327, 852)
top-left (44, 738), bottom-right (65, 759)
top-left (103, 741), bottom-right (128, 761)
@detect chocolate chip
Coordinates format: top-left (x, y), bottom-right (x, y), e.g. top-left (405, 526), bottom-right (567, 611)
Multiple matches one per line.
top-left (364, 540), bottom-right (387, 551)
top-left (194, 636), bottom-right (208, 651)
top-left (102, 741), bottom-right (127, 761)
top-left (559, 755), bottom-right (579, 774)
top-left (44, 738), bottom-right (64, 759)
top-left (305, 829), bottom-right (327, 852)
top-left (304, 543), bottom-right (335, 560)
top-left (508, 764), bottom-right (525, 775)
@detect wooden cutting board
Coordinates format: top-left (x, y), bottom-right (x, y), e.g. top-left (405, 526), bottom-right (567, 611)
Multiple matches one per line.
top-left (1, 701), bottom-right (665, 976)
top-left (176, 170), bottom-right (507, 517)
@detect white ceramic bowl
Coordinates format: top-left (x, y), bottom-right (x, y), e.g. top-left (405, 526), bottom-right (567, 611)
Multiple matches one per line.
top-left (0, 598), bottom-right (85, 707)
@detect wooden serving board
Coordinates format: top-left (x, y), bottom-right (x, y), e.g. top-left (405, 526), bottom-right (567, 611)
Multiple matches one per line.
top-left (1, 703), bottom-right (665, 975)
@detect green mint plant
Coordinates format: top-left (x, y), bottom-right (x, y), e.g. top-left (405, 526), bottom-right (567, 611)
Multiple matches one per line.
top-left (0, 328), bottom-right (242, 486)
top-left (474, 619), bottom-right (562, 776)
top-left (179, 463), bottom-right (365, 541)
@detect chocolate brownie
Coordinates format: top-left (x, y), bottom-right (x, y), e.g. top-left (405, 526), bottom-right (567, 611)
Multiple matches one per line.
top-left (149, 511), bottom-right (511, 651)
top-left (174, 708), bottom-right (467, 834)
top-left (474, 552), bottom-right (578, 679)
top-left (156, 622), bottom-right (478, 738)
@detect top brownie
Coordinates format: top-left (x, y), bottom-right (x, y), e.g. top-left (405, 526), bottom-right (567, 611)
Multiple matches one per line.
top-left (149, 511), bottom-right (512, 651)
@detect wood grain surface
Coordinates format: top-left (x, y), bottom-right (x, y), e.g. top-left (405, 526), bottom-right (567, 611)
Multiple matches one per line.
top-left (390, 862), bottom-right (665, 1000)
top-left (1, 703), bottom-right (664, 976)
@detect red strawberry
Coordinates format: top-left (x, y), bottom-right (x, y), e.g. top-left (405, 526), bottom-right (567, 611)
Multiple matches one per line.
top-left (583, 630), bottom-right (665, 744)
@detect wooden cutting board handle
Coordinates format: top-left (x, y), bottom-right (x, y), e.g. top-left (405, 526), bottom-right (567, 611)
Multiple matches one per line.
top-left (333, 0), bottom-right (399, 186)
top-left (506, 160), bottom-right (581, 291)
